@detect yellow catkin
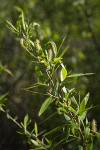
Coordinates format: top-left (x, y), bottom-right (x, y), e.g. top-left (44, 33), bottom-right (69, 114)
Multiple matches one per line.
top-left (48, 49), bottom-right (53, 61)
top-left (92, 119), bottom-right (97, 132)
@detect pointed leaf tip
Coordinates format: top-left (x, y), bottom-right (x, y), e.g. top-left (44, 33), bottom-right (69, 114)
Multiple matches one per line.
top-left (39, 97), bottom-right (53, 116)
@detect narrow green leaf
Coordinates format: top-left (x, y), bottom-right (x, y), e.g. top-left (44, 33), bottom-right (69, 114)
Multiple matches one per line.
top-left (39, 97), bottom-right (53, 116)
top-left (14, 6), bottom-right (22, 12)
top-left (48, 41), bottom-right (57, 57)
top-left (24, 114), bottom-right (29, 125)
top-left (52, 138), bottom-right (66, 149)
top-left (35, 66), bottom-right (43, 77)
top-left (45, 137), bottom-right (51, 144)
top-left (34, 122), bottom-right (38, 136)
top-left (84, 126), bottom-right (90, 138)
top-left (35, 66), bottom-right (44, 82)
top-left (0, 93), bottom-right (8, 102)
top-left (0, 63), bottom-right (6, 73)
top-left (60, 64), bottom-right (67, 81)
top-left (84, 93), bottom-right (89, 105)
top-left (5, 68), bottom-right (13, 77)
top-left (25, 83), bottom-right (47, 90)
top-left (69, 106), bottom-right (77, 115)
top-left (67, 73), bottom-right (94, 78)
top-left (71, 96), bottom-right (78, 106)
top-left (22, 12), bottom-right (25, 30)
top-left (64, 114), bottom-right (71, 121)
top-left (57, 107), bottom-right (67, 114)
top-left (43, 126), bottom-right (62, 137)
top-left (59, 45), bottom-right (69, 58)
top-left (79, 111), bottom-right (87, 122)
top-left (54, 57), bottom-right (62, 63)
top-left (6, 20), bottom-right (19, 34)
top-left (58, 36), bottom-right (67, 53)
top-left (71, 122), bottom-right (79, 130)
top-left (79, 145), bottom-right (83, 150)
top-left (79, 93), bottom-right (89, 116)
top-left (20, 38), bottom-right (25, 47)
top-left (33, 22), bottom-right (40, 27)
top-left (31, 139), bottom-right (39, 146)
top-left (79, 99), bottom-right (85, 116)
top-left (30, 40), bottom-right (34, 47)
top-left (39, 112), bottom-right (57, 125)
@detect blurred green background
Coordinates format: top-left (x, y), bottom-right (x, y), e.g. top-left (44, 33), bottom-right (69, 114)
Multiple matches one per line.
top-left (0, 0), bottom-right (100, 149)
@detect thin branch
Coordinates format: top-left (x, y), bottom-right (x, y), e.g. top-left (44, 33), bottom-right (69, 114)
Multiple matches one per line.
top-left (1, 107), bottom-right (22, 128)
top-left (46, 69), bottom-right (54, 87)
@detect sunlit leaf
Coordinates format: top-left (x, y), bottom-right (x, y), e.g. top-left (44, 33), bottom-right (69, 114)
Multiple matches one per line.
top-left (83, 93), bottom-right (89, 106)
top-left (31, 139), bottom-right (39, 146)
top-left (64, 114), bottom-right (71, 121)
top-left (33, 22), bottom-right (40, 27)
top-left (24, 114), bottom-right (29, 126)
top-left (57, 107), bottom-right (67, 114)
top-left (34, 122), bottom-right (38, 136)
top-left (14, 6), bottom-right (23, 12)
top-left (5, 68), bottom-right (13, 77)
top-left (79, 145), bottom-right (83, 150)
top-left (60, 63), bottom-right (67, 81)
top-left (67, 73), bottom-right (94, 78)
top-left (48, 41), bottom-right (57, 57)
top-left (79, 111), bottom-right (87, 122)
top-left (22, 12), bottom-right (25, 30)
top-left (39, 97), bottom-right (53, 116)
top-left (54, 57), bottom-right (62, 63)
top-left (71, 122), bottom-right (79, 130)
top-left (6, 20), bottom-right (19, 34)
top-left (79, 99), bottom-right (85, 116)
top-left (79, 93), bottom-right (89, 116)
top-left (69, 106), bottom-right (77, 115)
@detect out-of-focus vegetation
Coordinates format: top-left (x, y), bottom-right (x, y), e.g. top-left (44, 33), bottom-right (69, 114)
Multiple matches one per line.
top-left (0, 0), bottom-right (100, 149)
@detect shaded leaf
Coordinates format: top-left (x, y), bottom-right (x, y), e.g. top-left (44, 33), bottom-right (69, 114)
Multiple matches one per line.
top-left (0, 93), bottom-right (8, 103)
top-left (84, 127), bottom-right (90, 139)
top-left (58, 36), bottom-right (67, 53)
top-left (59, 45), bottom-right (69, 58)
top-left (79, 93), bottom-right (89, 116)
top-left (43, 126), bottom-right (62, 137)
top-left (71, 96), bottom-right (78, 106)
top-left (25, 83), bottom-right (47, 90)
top-left (35, 66), bottom-right (44, 82)
top-left (79, 99), bottom-right (85, 116)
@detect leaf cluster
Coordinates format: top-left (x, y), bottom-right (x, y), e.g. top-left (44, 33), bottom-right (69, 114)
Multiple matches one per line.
top-left (0, 12), bottom-right (99, 150)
